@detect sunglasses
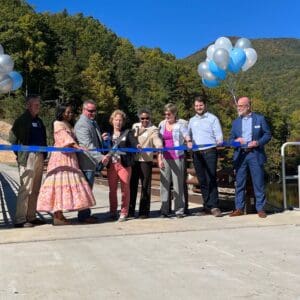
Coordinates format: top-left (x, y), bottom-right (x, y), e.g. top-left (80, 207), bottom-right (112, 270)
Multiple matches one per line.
top-left (164, 112), bottom-right (172, 116)
top-left (140, 117), bottom-right (149, 120)
top-left (85, 109), bottom-right (97, 113)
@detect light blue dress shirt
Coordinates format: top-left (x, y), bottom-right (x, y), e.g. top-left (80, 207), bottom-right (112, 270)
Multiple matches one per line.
top-left (241, 114), bottom-right (252, 145)
top-left (188, 112), bottom-right (223, 150)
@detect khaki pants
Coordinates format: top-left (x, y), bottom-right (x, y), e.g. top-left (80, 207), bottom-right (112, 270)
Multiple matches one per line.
top-left (14, 153), bottom-right (44, 224)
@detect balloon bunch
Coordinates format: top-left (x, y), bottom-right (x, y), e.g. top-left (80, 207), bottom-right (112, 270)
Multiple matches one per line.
top-left (0, 44), bottom-right (23, 94)
top-left (197, 37), bottom-right (257, 89)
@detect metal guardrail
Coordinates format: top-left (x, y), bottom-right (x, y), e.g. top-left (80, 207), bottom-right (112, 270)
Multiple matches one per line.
top-left (281, 142), bottom-right (300, 210)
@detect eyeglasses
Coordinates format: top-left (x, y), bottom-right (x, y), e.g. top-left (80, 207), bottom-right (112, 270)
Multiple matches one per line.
top-left (237, 105), bottom-right (249, 108)
top-left (164, 112), bottom-right (172, 116)
top-left (140, 117), bottom-right (149, 120)
top-left (85, 109), bottom-right (97, 113)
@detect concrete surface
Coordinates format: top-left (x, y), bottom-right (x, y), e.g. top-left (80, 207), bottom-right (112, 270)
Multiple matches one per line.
top-left (0, 163), bottom-right (300, 300)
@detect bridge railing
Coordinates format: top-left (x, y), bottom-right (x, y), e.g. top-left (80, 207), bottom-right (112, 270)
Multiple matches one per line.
top-left (281, 142), bottom-right (300, 210)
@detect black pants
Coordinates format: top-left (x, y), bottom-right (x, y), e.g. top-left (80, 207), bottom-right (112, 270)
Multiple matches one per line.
top-left (129, 161), bottom-right (153, 217)
top-left (193, 149), bottom-right (219, 209)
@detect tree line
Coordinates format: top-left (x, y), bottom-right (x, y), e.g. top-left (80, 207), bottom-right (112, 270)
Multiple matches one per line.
top-left (0, 0), bottom-right (299, 180)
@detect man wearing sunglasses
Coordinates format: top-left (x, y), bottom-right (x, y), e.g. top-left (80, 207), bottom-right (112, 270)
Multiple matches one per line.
top-left (75, 99), bottom-right (110, 223)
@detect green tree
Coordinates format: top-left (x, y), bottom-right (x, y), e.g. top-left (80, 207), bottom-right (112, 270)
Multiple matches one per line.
top-left (81, 53), bottom-right (119, 114)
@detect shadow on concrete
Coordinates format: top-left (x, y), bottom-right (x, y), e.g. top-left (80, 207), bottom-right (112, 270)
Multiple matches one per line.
top-left (0, 172), bottom-right (49, 228)
top-left (0, 172), bottom-right (18, 228)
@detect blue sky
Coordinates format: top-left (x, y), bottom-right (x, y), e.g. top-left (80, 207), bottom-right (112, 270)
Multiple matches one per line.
top-left (27, 0), bottom-right (299, 58)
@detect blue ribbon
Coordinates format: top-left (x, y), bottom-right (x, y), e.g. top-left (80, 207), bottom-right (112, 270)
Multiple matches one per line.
top-left (0, 141), bottom-right (241, 153)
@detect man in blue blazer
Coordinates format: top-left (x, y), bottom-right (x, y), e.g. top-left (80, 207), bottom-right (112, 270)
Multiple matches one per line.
top-left (229, 97), bottom-right (271, 218)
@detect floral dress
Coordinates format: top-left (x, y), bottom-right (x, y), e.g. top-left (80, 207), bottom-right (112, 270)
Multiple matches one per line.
top-left (37, 121), bottom-right (96, 212)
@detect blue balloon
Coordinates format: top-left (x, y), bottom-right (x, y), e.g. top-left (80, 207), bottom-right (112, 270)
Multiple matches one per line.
top-left (208, 60), bottom-right (226, 80)
top-left (202, 78), bottom-right (220, 88)
top-left (228, 48), bottom-right (246, 73)
top-left (8, 71), bottom-right (23, 91)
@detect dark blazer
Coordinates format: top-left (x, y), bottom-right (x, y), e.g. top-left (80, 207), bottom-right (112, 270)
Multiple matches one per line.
top-left (109, 129), bottom-right (138, 168)
top-left (229, 112), bottom-right (271, 167)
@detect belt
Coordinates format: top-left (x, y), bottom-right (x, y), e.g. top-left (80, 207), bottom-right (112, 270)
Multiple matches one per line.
top-left (195, 147), bottom-right (216, 154)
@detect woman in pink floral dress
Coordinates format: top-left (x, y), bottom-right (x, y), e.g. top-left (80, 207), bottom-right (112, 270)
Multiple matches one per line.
top-left (37, 104), bottom-right (96, 225)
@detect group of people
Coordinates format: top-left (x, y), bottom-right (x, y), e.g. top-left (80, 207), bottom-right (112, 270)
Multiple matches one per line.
top-left (8, 93), bottom-right (271, 228)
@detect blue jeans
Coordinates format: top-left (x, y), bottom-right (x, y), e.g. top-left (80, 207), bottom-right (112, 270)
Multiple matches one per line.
top-left (78, 170), bottom-right (95, 221)
top-left (193, 149), bottom-right (219, 209)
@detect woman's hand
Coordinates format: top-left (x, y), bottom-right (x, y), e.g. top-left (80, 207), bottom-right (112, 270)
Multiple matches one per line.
top-left (157, 154), bottom-right (165, 170)
top-left (102, 132), bottom-right (110, 141)
top-left (73, 143), bottom-right (88, 151)
top-left (186, 141), bottom-right (193, 149)
top-left (101, 154), bottom-right (111, 165)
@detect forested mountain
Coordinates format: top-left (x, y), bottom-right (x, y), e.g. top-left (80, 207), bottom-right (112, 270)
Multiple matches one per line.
top-left (0, 0), bottom-right (299, 179)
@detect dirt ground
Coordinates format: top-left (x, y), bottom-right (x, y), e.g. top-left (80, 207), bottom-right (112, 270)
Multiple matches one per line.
top-left (0, 121), bottom-right (17, 164)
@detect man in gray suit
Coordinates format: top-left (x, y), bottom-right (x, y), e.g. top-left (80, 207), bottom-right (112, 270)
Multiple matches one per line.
top-left (75, 99), bottom-right (110, 223)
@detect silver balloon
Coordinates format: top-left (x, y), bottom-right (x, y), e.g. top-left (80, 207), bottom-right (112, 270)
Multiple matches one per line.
top-left (206, 44), bottom-right (216, 60)
top-left (0, 72), bottom-right (6, 81)
top-left (197, 61), bottom-right (210, 77)
top-left (214, 37), bottom-right (232, 52)
top-left (213, 48), bottom-right (230, 70)
top-left (242, 48), bottom-right (257, 71)
top-left (235, 38), bottom-right (252, 49)
top-left (197, 61), bottom-right (217, 80)
top-left (0, 44), bottom-right (4, 55)
top-left (0, 54), bottom-right (14, 74)
top-left (0, 75), bottom-right (13, 93)
top-left (202, 69), bottom-right (217, 81)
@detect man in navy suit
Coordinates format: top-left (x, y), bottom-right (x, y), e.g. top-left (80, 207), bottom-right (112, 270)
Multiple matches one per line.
top-left (229, 97), bottom-right (271, 218)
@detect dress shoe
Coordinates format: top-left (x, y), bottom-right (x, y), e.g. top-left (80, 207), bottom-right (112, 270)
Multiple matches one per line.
top-left (211, 208), bottom-right (222, 217)
top-left (53, 218), bottom-right (71, 226)
top-left (14, 222), bottom-right (34, 228)
top-left (229, 209), bottom-right (244, 217)
top-left (30, 218), bottom-right (46, 225)
top-left (257, 211), bottom-right (267, 218)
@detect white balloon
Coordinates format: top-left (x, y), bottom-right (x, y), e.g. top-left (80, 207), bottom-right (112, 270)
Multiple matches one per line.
top-left (0, 54), bottom-right (14, 74)
top-left (206, 44), bottom-right (216, 60)
top-left (235, 38), bottom-right (252, 49)
top-left (242, 48), bottom-right (258, 71)
top-left (0, 44), bottom-right (4, 55)
top-left (0, 75), bottom-right (13, 93)
top-left (215, 37), bottom-right (232, 52)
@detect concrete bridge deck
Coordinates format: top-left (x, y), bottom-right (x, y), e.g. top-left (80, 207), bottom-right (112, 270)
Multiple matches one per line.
top-left (0, 163), bottom-right (299, 299)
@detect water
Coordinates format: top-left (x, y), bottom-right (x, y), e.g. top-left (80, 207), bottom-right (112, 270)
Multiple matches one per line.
top-left (266, 182), bottom-right (299, 209)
